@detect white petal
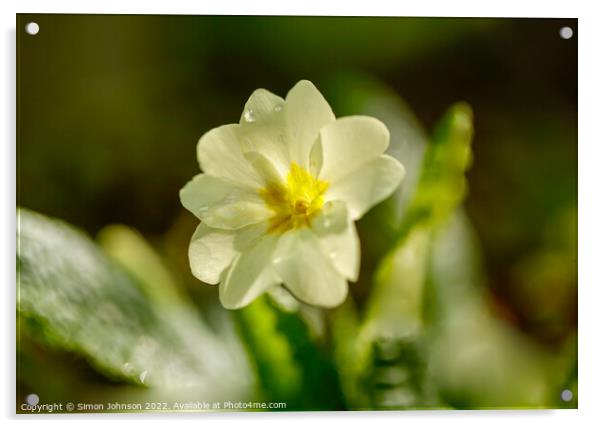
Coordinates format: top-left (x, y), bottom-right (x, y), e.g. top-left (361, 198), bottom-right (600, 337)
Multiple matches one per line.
top-left (308, 138), bottom-right (323, 178)
top-left (202, 201), bottom-right (272, 230)
top-left (239, 89), bottom-right (290, 177)
top-left (188, 223), bottom-right (264, 285)
top-left (219, 235), bottom-right (281, 309)
top-left (311, 202), bottom-right (360, 282)
top-left (273, 229), bottom-right (348, 307)
top-left (284, 80), bottom-right (335, 168)
top-left (318, 116), bottom-right (390, 182)
top-left (244, 151), bottom-right (285, 187)
top-left (180, 173), bottom-right (234, 219)
top-left (311, 200), bottom-right (349, 235)
top-left (240, 88), bottom-right (285, 125)
top-left (326, 154), bottom-right (406, 220)
top-left (197, 124), bottom-right (263, 188)
top-left (179, 174), bottom-right (271, 229)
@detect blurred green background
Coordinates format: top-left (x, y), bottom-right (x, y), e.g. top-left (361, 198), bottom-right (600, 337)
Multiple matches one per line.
top-left (17, 15), bottom-right (577, 411)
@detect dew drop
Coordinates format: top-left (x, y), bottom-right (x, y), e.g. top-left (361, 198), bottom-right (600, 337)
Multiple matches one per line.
top-left (274, 104), bottom-right (283, 112)
top-left (243, 109), bottom-right (256, 122)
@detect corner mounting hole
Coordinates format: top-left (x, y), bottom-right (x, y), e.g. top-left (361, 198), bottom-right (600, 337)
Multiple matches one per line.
top-left (25, 22), bottom-right (39, 35)
top-left (561, 389), bottom-right (573, 402)
top-left (26, 393), bottom-right (39, 406)
top-left (559, 26), bottom-right (573, 40)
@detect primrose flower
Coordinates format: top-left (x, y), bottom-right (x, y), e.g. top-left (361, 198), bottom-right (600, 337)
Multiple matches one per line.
top-left (180, 80), bottom-right (405, 309)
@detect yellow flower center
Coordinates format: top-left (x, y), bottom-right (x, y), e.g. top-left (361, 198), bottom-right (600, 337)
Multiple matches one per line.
top-left (260, 163), bottom-right (329, 234)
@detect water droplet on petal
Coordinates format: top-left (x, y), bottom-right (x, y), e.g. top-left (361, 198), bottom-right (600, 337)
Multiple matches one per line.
top-left (274, 104), bottom-right (283, 112)
top-left (243, 109), bottom-right (256, 122)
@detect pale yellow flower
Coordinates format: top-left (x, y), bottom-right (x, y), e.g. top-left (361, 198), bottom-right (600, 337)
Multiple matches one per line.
top-left (180, 80), bottom-right (405, 309)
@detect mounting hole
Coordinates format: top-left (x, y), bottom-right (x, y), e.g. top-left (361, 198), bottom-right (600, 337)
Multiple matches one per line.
top-left (561, 389), bottom-right (573, 402)
top-left (26, 393), bottom-right (39, 406)
top-left (25, 22), bottom-right (39, 35)
top-left (559, 26), bottom-right (573, 40)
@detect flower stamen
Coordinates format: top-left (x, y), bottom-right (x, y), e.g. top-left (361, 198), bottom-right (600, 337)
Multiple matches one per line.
top-left (294, 199), bottom-right (310, 215)
top-left (260, 163), bottom-right (328, 234)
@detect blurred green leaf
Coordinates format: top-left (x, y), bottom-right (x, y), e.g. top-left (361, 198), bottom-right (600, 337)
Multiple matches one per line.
top-left (330, 298), bottom-right (367, 408)
top-left (331, 101), bottom-right (474, 410)
top-left (353, 228), bottom-right (439, 409)
top-left (426, 210), bottom-right (575, 408)
top-left (367, 228), bottom-right (430, 338)
top-left (324, 73), bottom-right (431, 309)
top-left (236, 294), bottom-right (345, 410)
top-left (365, 100), bottom-right (474, 342)
top-left (17, 208), bottom-right (255, 400)
top-left (235, 296), bottom-right (303, 403)
top-left (393, 102), bottom-right (473, 249)
top-left (98, 224), bottom-right (182, 305)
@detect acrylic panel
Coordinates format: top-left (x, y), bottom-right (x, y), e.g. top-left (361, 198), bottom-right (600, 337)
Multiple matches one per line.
top-left (16, 14), bottom-right (577, 413)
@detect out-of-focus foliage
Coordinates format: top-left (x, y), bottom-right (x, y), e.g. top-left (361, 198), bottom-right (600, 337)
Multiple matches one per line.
top-left (17, 209), bottom-right (255, 405)
top-left (398, 103), bottom-right (473, 237)
top-left (331, 96), bottom-right (475, 410)
top-left (234, 296), bottom-right (303, 403)
top-left (426, 211), bottom-right (576, 408)
top-left (328, 81), bottom-right (575, 410)
top-left (236, 295), bottom-right (344, 410)
top-left (324, 73), bottom-right (430, 307)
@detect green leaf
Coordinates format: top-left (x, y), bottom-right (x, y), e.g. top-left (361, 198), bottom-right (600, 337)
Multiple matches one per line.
top-left (330, 102), bottom-right (474, 409)
top-left (426, 210), bottom-right (575, 408)
top-left (353, 227), bottom-right (438, 409)
top-left (236, 293), bottom-right (345, 410)
top-left (392, 102), bottom-right (474, 250)
top-left (364, 227), bottom-right (431, 338)
top-left (235, 296), bottom-right (303, 403)
top-left (324, 73), bottom-right (432, 312)
top-left (363, 100), bottom-right (474, 339)
top-left (97, 224), bottom-right (182, 306)
top-left (329, 298), bottom-right (367, 408)
top-left (17, 208), bottom-right (254, 400)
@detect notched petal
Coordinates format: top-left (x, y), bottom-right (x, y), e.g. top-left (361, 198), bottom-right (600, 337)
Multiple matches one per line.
top-left (240, 88), bottom-right (285, 125)
top-left (318, 116), bottom-right (390, 182)
top-left (188, 224), bottom-right (239, 285)
top-left (273, 229), bottom-right (348, 307)
top-left (326, 154), bottom-right (406, 220)
top-left (219, 235), bottom-right (281, 309)
top-left (311, 201), bottom-right (360, 282)
top-left (179, 173), bottom-right (271, 229)
top-left (196, 124), bottom-right (263, 188)
top-left (284, 80), bottom-right (336, 168)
